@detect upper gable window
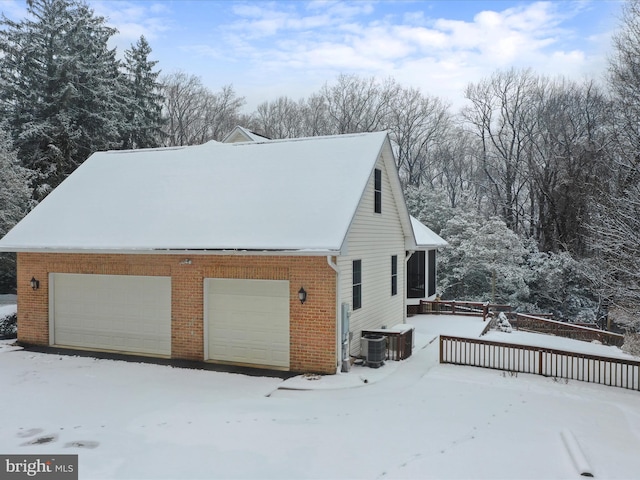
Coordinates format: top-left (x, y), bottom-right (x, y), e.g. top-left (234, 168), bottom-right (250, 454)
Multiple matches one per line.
top-left (391, 255), bottom-right (398, 296)
top-left (374, 168), bottom-right (382, 214)
top-left (353, 260), bottom-right (362, 310)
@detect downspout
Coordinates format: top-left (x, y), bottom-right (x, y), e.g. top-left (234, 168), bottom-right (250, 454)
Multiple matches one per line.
top-left (326, 255), bottom-right (341, 373)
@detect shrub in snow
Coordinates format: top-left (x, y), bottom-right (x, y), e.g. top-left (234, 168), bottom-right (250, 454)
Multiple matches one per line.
top-left (0, 312), bottom-right (17, 339)
top-left (438, 214), bottom-right (530, 305)
top-left (609, 306), bottom-right (640, 333)
top-left (526, 248), bottom-right (597, 322)
top-left (496, 312), bottom-right (512, 333)
top-left (622, 333), bottom-right (640, 357)
top-left (438, 213), bottom-right (598, 321)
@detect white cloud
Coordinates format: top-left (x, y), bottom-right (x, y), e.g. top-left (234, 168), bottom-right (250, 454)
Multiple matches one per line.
top-left (194, 1), bottom-right (611, 111)
top-left (224, 2), bottom-right (582, 67)
top-left (92, 1), bottom-right (173, 42)
top-left (306, 0), bottom-right (374, 18)
top-left (49, 0), bottom-right (613, 112)
top-left (394, 25), bottom-right (449, 49)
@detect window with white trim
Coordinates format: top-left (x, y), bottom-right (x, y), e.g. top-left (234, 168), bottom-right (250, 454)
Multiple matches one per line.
top-left (391, 255), bottom-right (398, 296)
top-left (374, 168), bottom-right (382, 214)
top-left (353, 260), bottom-right (362, 310)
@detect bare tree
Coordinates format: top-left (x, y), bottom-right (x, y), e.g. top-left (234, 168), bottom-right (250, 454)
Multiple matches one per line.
top-left (161, 72), bottom-right (206, 146)
top-left (200, 85), bottom-right (246, 143)
top-left (587, 0), bottom-right (640, 326)
top-left (387, 86), bottom-right (451, 187)
top-left (160, 72), bottom-right (244, 146)
top-left (462, 68), bottom-right (540, 233)
top-left (529, 78), bottom-right (610, 254)
top-left (250, 96), bottom-right (305, 139)
top-left (299, 93), bottom-right (331, 137)
top-left (433, 126), bottom-right (481, 210)
top-left (320, 74), bottom-right (399, 134)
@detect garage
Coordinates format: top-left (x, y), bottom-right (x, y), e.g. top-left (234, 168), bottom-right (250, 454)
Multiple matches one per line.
top-left (206, 278), bottom-right (290, 369)
top-left (50, 273), bottom-right (171, 356)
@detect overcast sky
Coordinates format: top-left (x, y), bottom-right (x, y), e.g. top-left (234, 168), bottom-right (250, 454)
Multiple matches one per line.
top-left (1, 0), bottom-right (624, 112)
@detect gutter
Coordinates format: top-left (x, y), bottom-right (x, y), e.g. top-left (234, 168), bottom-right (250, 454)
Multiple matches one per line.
top-left (326, 255), bottom-right (342, 373)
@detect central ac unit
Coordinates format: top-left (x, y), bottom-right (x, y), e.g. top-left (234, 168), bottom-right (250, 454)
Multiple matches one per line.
top-left (361, 334), bottom-right (386, 368)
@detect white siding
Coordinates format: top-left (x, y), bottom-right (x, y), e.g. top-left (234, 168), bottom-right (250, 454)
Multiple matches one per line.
top-left (338, 150), bottom-right (408, 357)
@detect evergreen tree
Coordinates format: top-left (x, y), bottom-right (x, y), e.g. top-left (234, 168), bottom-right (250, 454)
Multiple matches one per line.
top-left (0, 0), bottom-right (128, 197)
top-left (0, 126), bottom-right (34, 292)
top-left (438, 214), bottom-right (530, 305)
top-left (122, 35), bottom-right (164, 149)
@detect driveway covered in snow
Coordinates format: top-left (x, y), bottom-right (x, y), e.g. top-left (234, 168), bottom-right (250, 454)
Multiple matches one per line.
top-left (1, 315), bottom-right (639, 479)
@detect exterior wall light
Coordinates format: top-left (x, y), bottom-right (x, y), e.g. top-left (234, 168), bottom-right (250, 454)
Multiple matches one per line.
top-left (298, 286), bottom-right (307, 304)
top-left (30, 277), bottom-right (40, 290)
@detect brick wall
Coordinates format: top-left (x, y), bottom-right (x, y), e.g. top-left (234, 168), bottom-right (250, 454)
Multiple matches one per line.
top-left (17, 253), bottom-right (337, 374)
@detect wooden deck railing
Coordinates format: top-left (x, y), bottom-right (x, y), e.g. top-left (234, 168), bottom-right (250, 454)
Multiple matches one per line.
top-left (418, 300), bottom-right (624, 347)
top-left (510, 313), bottom-right (624, 347)
top-left (440, 335), bottom-right (640, 391)
top-left (419, 300), bottom-right (512, 321)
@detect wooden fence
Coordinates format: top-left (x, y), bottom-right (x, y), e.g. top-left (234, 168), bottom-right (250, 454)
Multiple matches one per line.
top-left (440, 335), bottom-right (640, 391)
top-left (361, 327), bottom-right (414, 361)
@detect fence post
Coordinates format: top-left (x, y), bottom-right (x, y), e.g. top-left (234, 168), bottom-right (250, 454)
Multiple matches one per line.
top-left (439, 336), bottom-right (444, 364)
top-left (538, 349), bottom-right (543, 376)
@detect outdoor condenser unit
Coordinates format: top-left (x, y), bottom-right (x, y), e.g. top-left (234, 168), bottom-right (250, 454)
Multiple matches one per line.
top-left (361, 334), bottom-right (386, 368)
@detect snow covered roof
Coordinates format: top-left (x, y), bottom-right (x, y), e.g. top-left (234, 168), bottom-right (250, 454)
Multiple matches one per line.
top-left (0, 132), bottom-right (399, 254)
top-left (410, 216), bottom-right (447, 248)
top-left (221, 126), bottom-right (270, 144)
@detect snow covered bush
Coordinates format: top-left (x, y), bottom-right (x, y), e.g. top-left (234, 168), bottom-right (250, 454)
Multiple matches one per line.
top-left (436, 211), bottom-right (598, 320)
top-left (496, 312), bottom-right (513, 333)
top-left (622, 333), bottom-right (640, 357)
top-left (608, 305), bottom-right (640, 333)
top-left (438, 214), bottom-right (530, 305)
top-left (527, 250), bottom-right (597, 321)
top-left (0, 312), bottom-right (17, 339)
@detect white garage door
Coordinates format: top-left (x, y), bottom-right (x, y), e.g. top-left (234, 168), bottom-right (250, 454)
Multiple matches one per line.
top-left (51, 273), bottom-right (171, 356)
top-left (206, 278), bottom-right (290, 369)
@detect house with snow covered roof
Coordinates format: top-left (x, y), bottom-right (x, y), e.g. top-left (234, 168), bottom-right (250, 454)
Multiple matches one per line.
top-left (222, 125), bottom-right (271, 143)
top-left (0, 129), bottom-right (445, 374)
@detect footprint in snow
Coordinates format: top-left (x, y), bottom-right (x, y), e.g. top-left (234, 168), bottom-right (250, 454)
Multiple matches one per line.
top-left (16, 428), bottom-right (43, 438)
top-left (64, 440), bottom-right (99, 449)
top-left (21, 434), bottom-right (58, 446)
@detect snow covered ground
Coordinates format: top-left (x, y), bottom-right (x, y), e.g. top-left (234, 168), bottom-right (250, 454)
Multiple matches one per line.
top-left (1, 314), bottom-right (639, 479)
top-left (0, 304), bottom-right (16, 318)
top-left (0, 294), bottom-right (17, 306)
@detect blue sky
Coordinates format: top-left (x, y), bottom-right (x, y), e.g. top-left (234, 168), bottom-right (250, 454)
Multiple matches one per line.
top-left (1, 1), bottom-right (624, 111)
